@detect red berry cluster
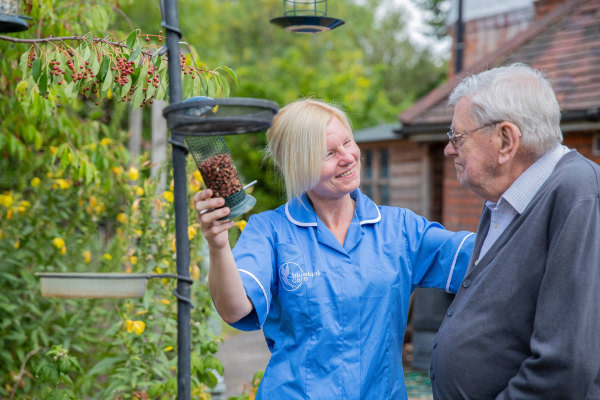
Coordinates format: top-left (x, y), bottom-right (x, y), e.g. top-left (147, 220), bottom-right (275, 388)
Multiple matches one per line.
top-left (180, 53), bottom-right (197, 79)
top-left (110, 57), bottom-right (135, 86)
top-left (26, 51), bottom-right (36, 68)
top-left (69, 59), bottom-right (94, 83)
top-left (145, 65), bottom-right (160, 90)
top-left (48, 60), bottom-right (66, 85)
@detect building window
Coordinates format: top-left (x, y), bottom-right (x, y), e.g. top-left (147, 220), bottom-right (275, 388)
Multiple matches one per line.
top-left (361, 147), bottom-right (390, 205)
top-left (594, 134), bottom-right (600, 156)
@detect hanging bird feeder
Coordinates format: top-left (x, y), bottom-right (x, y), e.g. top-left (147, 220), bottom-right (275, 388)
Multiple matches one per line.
top-left (163, 96), bottom-right (278, 219)
top-left (0, 0), bottom-right (30, 33)
top-left (270, 0), bottom-right (344, 33)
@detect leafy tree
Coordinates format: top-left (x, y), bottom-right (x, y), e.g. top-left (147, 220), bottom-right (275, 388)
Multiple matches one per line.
top-left (118, 0), bottom-right (448, 212)
top-left (0, 0), bottom-right (232, 397)
top-left (412, 0), bottom-right (452, 39)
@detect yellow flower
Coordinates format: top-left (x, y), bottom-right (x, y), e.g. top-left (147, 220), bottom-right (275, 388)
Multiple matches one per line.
top-left (17, 206), bottom-right (26, 215)
top-left (134, 186), bottom-right (144, 196)
top-left (31, 177), bottom-right (41, 188)
top-left (129, 256), bottom-right (138, 265)
top-left (89, 196), bottom-right (97, 207)
top-left (52, 237), bottom-right (65, 249)
top-left (111, 166), bottom-right (123, 176)
top-left (56, 178), bottom-right (70, 189)
top-left (188, 226), bottom-right (197, 240)
top-left (160, 299), bottom-right (171, 305)
top-left (14, 239), bottom-right (20, 249)
top-left (125, 319), bottom-right (145, 335)
top-left (103, 253), bottom-right (112, 261)
top-left (128, 167), bottom-right (139, 181)
top-left (190, 171), bottom-right (204, 192)
top-left (163, 345), bottom-right (174, 352)
top-left (116, 213), bottom-right (128, 223)
top-left (20, 200), bottom-right (31, 208)
top-left (50, 146), bottom-right (58, 155)
top-left (0, 193), bottom-right (13, 208)
top-left (135, 309), bottom-right (148, 315)
top-left (100, 138), bottom-right (112, 146)
top-left (60, 246), bottom-right (67, 255)
top-left (193, 170), bottom-right (203, 183)
top-left (234, 220), bottom-right (247, 231)
top-left (5, 209), bottom-right (12, 220)
top-left (155, 266), bottom-right (163, 274)
top-left (134, 229), bottom-right (142, 237)
top-left (190, 264), bottom-right (200, 280)
top-left (83, 250), bottom-right (91, 263)
top-left (162, 191), bottom-right (174, 203)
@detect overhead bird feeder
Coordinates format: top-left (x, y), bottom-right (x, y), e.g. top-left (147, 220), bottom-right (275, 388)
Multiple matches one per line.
top-left (0, 0), bottom-right (29, 33)
top-left (163, 96), bottom-right (278, 218)
top-left (270, 0), bottom-right (345, 33)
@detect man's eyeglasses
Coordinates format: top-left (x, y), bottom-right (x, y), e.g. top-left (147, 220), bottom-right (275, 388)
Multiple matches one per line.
top-left (446, 122), bottom-right (499, 150)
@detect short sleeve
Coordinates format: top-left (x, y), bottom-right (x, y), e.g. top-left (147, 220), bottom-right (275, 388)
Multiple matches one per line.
top-left (230, 214), bottom-right (276, 331)
top-left (403, 209), bottom-right (475, 293)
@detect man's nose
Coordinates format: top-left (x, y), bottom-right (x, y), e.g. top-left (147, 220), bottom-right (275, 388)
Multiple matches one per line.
top-left (444, 142), bottom-right (457, 157)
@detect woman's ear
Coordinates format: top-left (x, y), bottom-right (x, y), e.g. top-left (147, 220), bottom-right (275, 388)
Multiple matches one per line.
top-left (497, 122), bottom-right (521, 165)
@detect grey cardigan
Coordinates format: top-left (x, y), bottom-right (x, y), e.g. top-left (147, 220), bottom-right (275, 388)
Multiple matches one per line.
top-left (431, 151), bottom-right (600, 399)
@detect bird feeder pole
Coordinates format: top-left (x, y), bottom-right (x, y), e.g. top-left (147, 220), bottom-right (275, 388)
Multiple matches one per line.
top-left (160, 0), bottom-right (193, 398)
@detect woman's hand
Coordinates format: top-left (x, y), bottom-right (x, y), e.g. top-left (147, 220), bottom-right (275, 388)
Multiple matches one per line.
top-left (193, 188), bottom-right (234, 249)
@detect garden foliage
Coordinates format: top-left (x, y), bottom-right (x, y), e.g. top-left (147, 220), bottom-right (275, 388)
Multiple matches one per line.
top-left (0, 0), bottom-right (235, 398)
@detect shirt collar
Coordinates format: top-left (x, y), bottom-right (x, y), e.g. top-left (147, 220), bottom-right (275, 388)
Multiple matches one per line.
top-left (488, 144), bottom-right (570, 214)
top-left (285, 188), bottom-right (381, 227)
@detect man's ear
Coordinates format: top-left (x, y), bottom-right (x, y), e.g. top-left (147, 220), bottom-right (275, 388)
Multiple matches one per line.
top-left (497, 122), bottom-right (521, 165)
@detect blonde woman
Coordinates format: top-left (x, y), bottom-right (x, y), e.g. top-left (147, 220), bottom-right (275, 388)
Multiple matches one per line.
top-left (194, 99), bottom-right (474, 399)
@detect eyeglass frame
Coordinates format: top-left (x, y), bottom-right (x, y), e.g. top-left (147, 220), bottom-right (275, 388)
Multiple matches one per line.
top-left (446, 121), bottom-right (500, 150)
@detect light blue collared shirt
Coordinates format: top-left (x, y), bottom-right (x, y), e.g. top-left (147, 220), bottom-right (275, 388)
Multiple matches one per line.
top-left (478, 145), bottom-right (571, 260)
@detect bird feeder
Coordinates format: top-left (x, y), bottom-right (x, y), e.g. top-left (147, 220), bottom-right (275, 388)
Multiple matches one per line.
top-left (163, 96), bottom-right (278, 219)
top-left (0, 0), bottom-right (29, 33)
top-left (270, 0), bottom-right (344, 33)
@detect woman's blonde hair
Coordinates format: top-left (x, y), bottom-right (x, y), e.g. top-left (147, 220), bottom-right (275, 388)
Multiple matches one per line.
top-left (266, 99), bottom-right (353, 200)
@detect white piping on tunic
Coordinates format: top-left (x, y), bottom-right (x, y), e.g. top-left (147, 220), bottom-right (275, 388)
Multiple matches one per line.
top-left (285, 203), bottom-right (317, 227)
top-left (446, 232), bottom-right (475, 292)
top-left (360, 207), bottom-right (381, 225)
top-left (239, 269), bottom-right (270, 317)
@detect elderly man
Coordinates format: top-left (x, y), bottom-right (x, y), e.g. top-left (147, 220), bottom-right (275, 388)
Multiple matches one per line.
top-left (430, 64), bottom-right (600, 399)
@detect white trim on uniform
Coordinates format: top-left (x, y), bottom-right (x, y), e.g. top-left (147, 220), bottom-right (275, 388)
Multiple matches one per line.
top-left (446, 232), bottom-right (476, 292)
top-left (239, 269), bottom-right (270, 316)
top-left (285, 203), bottom-right (317, 227)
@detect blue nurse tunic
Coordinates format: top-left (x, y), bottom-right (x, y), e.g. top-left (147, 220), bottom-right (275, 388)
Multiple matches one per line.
top-left (229, 189), bottom-right (474, 399)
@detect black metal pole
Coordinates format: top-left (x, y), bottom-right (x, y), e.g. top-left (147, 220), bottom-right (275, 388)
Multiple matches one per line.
top-left (455, 0), bottom-right (464, 74)
top-left (161, 1), bottom-right (191, 399)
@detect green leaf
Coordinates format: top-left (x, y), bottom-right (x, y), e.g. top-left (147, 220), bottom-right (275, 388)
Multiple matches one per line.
top-left (98, 56), bottom-right (110, 81)
top-left (86, 356), bottom-right (125, 376)
top-left (128, 44), bottom-right (142, 63)
top-left (131, 85), bottom-right (144, 109)
top-left (217, 66), bottom-right (238, 86)
top-left (19, 51), bottom-right (28, 77)
top-left (126, 29), bottom-right (139, 49)
top-left (101, 69), bottom-right (113, 93)
top-left (32, 59), bottom-right (42, 82)
top-left (38, 71), bottom-right (48, 97)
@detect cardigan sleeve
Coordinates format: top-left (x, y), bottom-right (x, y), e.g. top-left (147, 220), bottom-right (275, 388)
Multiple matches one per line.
top-left (495, 196), bottom-right (600, 399)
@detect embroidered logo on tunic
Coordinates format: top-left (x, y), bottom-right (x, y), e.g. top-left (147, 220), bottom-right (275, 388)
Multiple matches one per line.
top-left (279, 262), bottom-right (321, 291)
